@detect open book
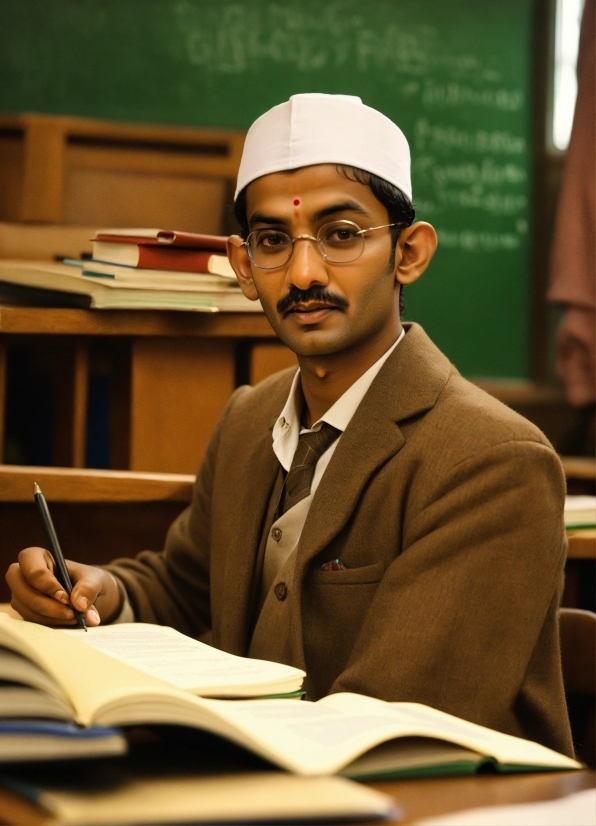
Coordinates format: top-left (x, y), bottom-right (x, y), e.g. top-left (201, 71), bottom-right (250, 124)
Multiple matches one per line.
top-left (0, 619), bottom-right (304, 707)
top-left (0, 616), bottom-right (581, 778)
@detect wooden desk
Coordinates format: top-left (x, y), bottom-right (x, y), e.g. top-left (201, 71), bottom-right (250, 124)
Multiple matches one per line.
top-left (0, 767), bottom-right (591, 825)
top-left (363, 770), bottom-right (595, 825)
top-left (0, 304), bottom-right (296, 474)
top-left (0, 302), bottom-right (591, 486)
top-left (568, 529), bottom-right (596, 560)
top-left (561, 456), bottom-right (596, 483)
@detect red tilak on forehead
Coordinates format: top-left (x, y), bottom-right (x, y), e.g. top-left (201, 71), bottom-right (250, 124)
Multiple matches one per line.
top-left (293, 199), bottom-right (300, 206)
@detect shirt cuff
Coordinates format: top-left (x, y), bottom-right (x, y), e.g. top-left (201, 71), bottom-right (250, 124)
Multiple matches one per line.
top-left (106, 574), bottom-right (136, 624)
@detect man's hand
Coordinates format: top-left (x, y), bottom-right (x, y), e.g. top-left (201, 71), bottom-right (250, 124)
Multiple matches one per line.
top-left (5, 548), bottom-right (122, 627)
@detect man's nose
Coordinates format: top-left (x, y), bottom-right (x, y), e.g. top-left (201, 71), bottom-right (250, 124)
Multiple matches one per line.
top-left (285, 237), bottom-right (330, 291)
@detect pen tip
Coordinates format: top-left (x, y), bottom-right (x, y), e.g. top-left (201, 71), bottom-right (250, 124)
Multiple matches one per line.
top-left (33, 482), bottom-right (41, 495)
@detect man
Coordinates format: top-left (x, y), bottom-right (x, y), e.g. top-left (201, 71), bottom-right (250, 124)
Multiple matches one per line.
top-left (6, 94), bottom-right (573, 756)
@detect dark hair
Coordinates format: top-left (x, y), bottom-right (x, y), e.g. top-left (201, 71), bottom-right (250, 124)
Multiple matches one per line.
top-left (233, 165), bottom-right (415, 316)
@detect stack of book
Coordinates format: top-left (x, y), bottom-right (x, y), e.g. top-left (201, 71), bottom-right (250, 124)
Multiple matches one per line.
top-left (0, 618), bottom-right (305, 765)
top-left (0, 616), bottom-right (398, 824)
top-left (0, 615), bottom-right (582, 778)
top-left (0, 615), bottom-right (583, 824)
top-left (0, 228), bottom-right (261, 313)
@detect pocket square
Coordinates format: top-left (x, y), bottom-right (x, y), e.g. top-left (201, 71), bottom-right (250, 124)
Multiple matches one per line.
top-left (320, 558), bottom-right (346, 571)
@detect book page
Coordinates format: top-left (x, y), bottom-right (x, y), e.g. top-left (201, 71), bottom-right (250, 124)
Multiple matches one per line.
top-left (342, 737), bottom-right (483, 777)
top-left (62, 624), bottom-right (304, 696)
top-left (0, 616), bottom-right (202, 728)
top-left (0, 647), bottom-right (66, 701)
top-left (0, 686), bottom-right (73, 721)
top-left (187, 692), bottom-right (582, 775)
top-left (320, 694), bottom-right (582, 770)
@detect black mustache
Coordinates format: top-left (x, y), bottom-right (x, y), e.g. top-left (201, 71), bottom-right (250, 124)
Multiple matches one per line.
top-left (277, 286), bottom-right (349, 316)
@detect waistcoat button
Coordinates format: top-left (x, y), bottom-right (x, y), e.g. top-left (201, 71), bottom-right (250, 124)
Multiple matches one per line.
top-left (274, 582), bottom-right (288, 600)
top-left (271, 527), bottom-right (282, 542)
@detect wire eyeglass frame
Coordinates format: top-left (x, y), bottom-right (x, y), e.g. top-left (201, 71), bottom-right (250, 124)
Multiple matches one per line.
top-left (242, 219), bottom-right (403, 270)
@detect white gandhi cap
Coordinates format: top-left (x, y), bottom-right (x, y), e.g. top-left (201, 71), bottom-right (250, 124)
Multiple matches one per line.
top-left (234, 93), bottom-right (412, 201)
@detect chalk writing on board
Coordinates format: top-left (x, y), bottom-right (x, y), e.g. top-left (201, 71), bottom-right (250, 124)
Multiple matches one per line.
top-left (174, 0), bottom-right (508, 93)
top-left (415, 120), bottom-right (526, 155)
top-left (413, 155), bottom-right (527, 217)
top-left (436, 229), bottom-right (522, 252)
top-left (175, 2), bottom-right (440, 74)
top-left (422, 81), bottom-right (524, 112)
top-left (439, 191), bottom-right (527, 215)
top-left (432, 160), bottom-right (526, 188)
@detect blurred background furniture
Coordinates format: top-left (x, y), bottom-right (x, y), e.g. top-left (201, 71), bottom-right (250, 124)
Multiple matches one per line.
top-left (561, 456), bottom-right (595, 613)
top-left (559, 608), bottom-right (596, 767)
top-left (0, 113), bottom-right (244, 235)
top-left (0, 464), bottom-right (193, 603)
top-left (0, 304), bottom-right (296, 473)
top-left (0, 113), bottom-right (299, 474)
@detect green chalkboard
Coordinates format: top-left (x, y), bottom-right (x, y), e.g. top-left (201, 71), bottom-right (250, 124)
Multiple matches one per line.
top-left (0, 0), bottom-right (533, 378)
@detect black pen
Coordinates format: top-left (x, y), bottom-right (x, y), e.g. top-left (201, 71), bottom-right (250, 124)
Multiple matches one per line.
top-left (33, 482), bottom-right (87, 631)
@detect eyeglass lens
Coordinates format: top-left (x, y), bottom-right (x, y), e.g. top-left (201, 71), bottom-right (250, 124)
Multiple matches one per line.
top-left (247, 220), bottom-right (365, 269)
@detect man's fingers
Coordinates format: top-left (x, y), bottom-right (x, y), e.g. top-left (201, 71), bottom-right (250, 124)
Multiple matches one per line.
top-left (8, 566), bottom-right (77, 625)
top-left (11, 593), bottom-right (77, 627)
top-left (68, 563), bottom-right (105, 614)
top-left (14, 547), bottom-right (68, 602)
top-left (86, 606), bottom-right (101, 626)
top-left (7, 550), bottom-right (120, 627)
top-left (8, 563), bottom-right (101, 627)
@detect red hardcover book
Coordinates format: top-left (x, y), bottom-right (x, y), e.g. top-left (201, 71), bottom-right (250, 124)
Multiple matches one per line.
top-left (93, 229), bottom-right (228, 252)
top-left (92, 242), bottom-right (235, 275)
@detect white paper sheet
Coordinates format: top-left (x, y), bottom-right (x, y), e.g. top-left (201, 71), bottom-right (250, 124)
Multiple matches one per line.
top-left (412, 787), bottom-right (596, 826)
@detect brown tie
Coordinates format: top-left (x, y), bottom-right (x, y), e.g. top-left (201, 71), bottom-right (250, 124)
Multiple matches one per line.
top-left (279, 422), bottom-right (341, 516)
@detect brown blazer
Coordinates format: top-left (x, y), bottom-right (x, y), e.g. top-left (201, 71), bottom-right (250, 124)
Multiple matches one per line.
top-left (107, 323), bottom-right (573, 756)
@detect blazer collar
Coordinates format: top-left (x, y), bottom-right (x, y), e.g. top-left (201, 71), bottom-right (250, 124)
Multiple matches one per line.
top-left (367, 322), bottom-right (455, 424)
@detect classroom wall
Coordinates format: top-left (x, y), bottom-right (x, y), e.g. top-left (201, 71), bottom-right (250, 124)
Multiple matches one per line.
top-left (0, 0), bottom-right (535, 378)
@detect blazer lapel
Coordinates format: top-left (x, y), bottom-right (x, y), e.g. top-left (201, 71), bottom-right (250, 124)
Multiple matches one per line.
top-left (299, 408), bottom-right (403, 567)
top-left (295, 323), bottom-right (454, 568)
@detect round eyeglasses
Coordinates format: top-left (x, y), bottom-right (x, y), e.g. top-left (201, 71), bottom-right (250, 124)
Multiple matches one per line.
top-left (243, 220), bottom-right (401, 270)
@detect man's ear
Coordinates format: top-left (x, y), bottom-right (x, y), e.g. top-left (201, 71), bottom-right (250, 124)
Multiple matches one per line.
top-left (227, 236), bottom-right (260, 301)
top-left (394, 222), bottom-right (438, 286)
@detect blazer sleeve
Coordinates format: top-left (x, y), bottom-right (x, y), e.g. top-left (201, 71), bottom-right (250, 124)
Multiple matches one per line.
top-left (327, 438), bottom-right (573, 754)
top-left (104, 386), bottom-right (249, 639)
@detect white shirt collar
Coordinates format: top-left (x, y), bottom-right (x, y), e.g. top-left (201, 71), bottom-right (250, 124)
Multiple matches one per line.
top-left (272, 329), bottom-right (404, 471)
